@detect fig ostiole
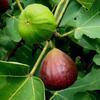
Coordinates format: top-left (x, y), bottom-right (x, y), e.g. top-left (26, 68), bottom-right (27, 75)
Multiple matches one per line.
top-left (40, 48), bottom-right (78, 90)
top-left (18, 4), bottom-right (57, 46)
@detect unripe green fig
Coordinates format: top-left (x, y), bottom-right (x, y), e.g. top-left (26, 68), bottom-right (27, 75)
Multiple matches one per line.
top-left (40, 48), bottom-right (78, 90)
top-left (0, 0), bottom-right (9, 14)
top-left (18, 4), bottom-right (57, 46)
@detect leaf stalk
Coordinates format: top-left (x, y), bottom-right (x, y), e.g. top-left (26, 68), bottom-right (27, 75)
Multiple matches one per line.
top-left (54, 0), bottom-right (70, 25)
top-left (29, 41), bottom-right (49, 76)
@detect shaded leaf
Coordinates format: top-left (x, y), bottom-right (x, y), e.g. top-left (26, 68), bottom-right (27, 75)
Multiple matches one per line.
top-left (49, 0), bottom-right (60, 6)
top-left (76, 0), bottom-right (95, 9)
top-left (76, 36), bottom-right (100, 53)
top-left (74, 92), bottom-right (96, 100)
top-left (0, 33), bottom-right (15, 51)
top-left (10, 44), bottom-right (34, 66)
top-left (22, 0), bottom-right (51, 8)
top-left (6, 17), bottom-right (21, 42)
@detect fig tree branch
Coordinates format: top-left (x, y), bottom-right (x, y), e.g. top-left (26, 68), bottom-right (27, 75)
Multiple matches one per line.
top-left (16, 0), bottom-right (23, 11)
top-left (55, 30), bottom-right (74, 38)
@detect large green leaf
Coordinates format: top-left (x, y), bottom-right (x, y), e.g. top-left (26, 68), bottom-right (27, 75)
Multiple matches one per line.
top-left (60, 0), bottom-right (100, 39)
top-left (50, 67), bottom-right (100, 100)
top-left (60, 1), bottom-right (81, 27)
top-left (76, 0), bottom-right (95, 9)
top-left (0, 60), bottom-right (45, 100)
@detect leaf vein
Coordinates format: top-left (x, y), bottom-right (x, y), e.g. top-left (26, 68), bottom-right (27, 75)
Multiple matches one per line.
top-left (81, 12), bottom-right (100, 26)
top-left (31, 77), bottom-right (35, 100)
top-left (8, 78), bottom-right (29, 100)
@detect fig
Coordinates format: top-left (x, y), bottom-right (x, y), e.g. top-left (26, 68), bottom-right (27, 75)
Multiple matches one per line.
top-left (40, 48), bottom-right (78, 90)
top-left (0, 0), bottom-right (9, 14)
top-left (18, 4), bottom-right (57, 46)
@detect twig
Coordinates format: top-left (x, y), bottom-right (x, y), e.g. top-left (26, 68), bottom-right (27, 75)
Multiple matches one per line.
top-left (29, 41), bottom-right (49, 76)
top-left (54, 30), bottom-right (74, 38)
top-left (54, 0), bottom-right (69, 25)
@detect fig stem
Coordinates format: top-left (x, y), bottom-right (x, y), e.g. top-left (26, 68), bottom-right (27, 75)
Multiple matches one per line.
top-left (29, 41), bottom-right (49, 76)
top-left (55, 30), bottom-right (74, 38)
top-left (54, 0), bottom-right (69, 25)
top-left (16, 0), bottom-right (23, 12)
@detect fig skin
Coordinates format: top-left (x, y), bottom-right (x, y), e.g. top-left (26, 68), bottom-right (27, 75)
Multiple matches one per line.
top-left (40, 48), bottom-right (78, 90)
top-left (18, 4), bottom-right (57, 46)
top-left (0, 0), bottom-right (9, 14)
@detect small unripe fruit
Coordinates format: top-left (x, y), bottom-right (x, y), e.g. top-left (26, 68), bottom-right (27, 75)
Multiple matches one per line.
top-left (18, 4), bottom-right (57, 46)
top-left (40, 48), bottom-right (78, 90)
top-left (0, 0), bottom-right (9, 14)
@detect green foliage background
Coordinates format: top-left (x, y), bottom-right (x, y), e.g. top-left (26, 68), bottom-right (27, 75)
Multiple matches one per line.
top-left (0, 0), bottom-right (100, 100)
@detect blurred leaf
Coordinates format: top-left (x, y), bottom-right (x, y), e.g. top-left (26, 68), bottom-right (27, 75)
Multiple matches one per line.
top-left (0, 48), bottom-right (7, 59)
top-left (6, 17), bottom-right (21, 42)
top-left (49, 0), bottom-right (60, 6)
top-left (50, 67), bottom-right (100, 100)
top-left (76, 36), bottom-right (100, 53)
top-left (10, 44), bottom-right (34, 66)
top-left (22, 0), bottom-right (51, 8)
top-left (22, 0), bottom-right (36, 7)
top-left (0, 34), bottom-right (15, 50)
top-left (93, 54), bottom-right (100, 65)
top-left (76, 0), bottom-right (95, 9)
top-left (0, 29), bottom-right (15, 59)
top-left (74, 92), bottom-right (96, 100)
top-left (0, 60), bottom-right (45, 100)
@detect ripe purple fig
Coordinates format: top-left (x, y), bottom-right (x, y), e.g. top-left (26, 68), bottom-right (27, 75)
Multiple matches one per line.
top-left (0, 0), bottom-right (9, 14)
top-left (40, 48), bottom-right (78, 90)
